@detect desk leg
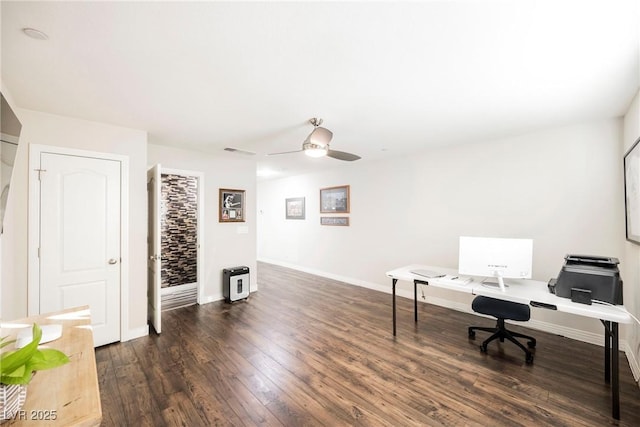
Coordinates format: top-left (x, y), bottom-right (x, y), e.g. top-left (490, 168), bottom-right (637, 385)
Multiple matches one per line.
top-left (392, 278), bottom-right (397, 336)
top-left (603, 320), bottom-right (611, 384)
top-left (601, 319), bottom-right (620, 420)
top-left (414, 280), bottom-right (418, 323)
top-left (612, 322), bottom-right (620, 420)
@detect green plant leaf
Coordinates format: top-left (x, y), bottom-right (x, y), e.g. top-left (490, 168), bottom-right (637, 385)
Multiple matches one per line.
top-left (0, 364), bottom-right (31, 385)
top-left (0, 336), bottom-right (16, 350)
top-left (26, 349), bottom-right (70, 371)
top-left (0, 324), bottom-right (42, 374)
top-left (1, 324), bottom-right (69, 385)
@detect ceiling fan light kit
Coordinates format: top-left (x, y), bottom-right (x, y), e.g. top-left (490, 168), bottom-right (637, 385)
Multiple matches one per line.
top-left (304, 144), bottom-right (329, 158)
top-left (268, 117), bottom-right (361, 162)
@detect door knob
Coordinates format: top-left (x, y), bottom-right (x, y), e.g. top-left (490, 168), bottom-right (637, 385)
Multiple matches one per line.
top-left (108, 258), bottom-right (118, 265)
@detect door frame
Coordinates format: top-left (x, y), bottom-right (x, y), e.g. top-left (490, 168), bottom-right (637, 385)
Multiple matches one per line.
top-left (28, 144), bottom-right (130, 342)
top-left (157, 167), bottom-right (205, 305)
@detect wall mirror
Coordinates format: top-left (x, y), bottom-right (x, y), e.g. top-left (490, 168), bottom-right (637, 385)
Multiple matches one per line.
top-left (0, 92), bottom-right (22, 233)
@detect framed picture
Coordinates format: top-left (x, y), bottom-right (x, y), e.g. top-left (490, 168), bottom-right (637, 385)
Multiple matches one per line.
top-left (285, 197), bottom-right (305, 220)
top-left (219, 188), bottom-right (245, 222)
top-left (320, 216), bottom-right (349, 226)
top-left (624, 136), bottom-right (640, 244)
top-left (320, 185), bottom-right (350, 213)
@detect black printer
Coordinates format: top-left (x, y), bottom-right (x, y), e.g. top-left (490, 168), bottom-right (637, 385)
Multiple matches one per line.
top-left (548, 255), bottom-right (623, 305)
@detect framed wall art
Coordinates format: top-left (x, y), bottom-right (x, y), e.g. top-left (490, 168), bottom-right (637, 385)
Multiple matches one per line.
top-left (624, 136), bottom-right (640, 244)
top-left (219, 188), bottom-right (245, 222)
top-left (320, 185), bottom-right (350, 213)
top-left (285, 197), bottom-right (305, 220)
top-left (320, 216), bottom-right (349, 226)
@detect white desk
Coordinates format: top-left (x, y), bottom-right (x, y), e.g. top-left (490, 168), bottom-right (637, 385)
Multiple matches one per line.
top-left (386, 264), bottom-right (632, 420)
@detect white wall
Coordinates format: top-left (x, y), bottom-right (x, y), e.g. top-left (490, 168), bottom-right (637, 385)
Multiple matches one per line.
top-left (258, 119), bottom-right (626, 343)
top-left (0, 108), bottom-right (259, 338)
top-left (147, 144), bottom-right (257, 301)
top-left (6, 109), bottom-right (149, 341)
top-left (623, 89), bottom-right (640, 379)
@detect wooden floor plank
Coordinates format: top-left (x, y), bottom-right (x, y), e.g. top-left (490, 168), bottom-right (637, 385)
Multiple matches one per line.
top-left (97, 262), bottom-right (640, 426)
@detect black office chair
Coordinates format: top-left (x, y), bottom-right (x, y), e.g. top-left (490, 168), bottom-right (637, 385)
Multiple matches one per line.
top-left (468, 295), bottom-right (536, 364)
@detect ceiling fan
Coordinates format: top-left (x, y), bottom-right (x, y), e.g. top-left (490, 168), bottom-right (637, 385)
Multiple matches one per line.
top-left (268, 118), bottom-right (361, 161)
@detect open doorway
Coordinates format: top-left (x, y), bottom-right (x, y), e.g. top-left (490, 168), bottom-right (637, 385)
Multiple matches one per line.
top-left (148, 165), bottom-right (204, 333)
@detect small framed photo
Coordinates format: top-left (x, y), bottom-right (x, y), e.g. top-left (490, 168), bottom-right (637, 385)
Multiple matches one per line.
top-left (320, 185), bottom-right (350, 213)
top-left (320, 216), bottom-right (349, 226)
top-left (624, 136), bottom-right (640, 244)
top-left (219, 188), bottom-right (245, 222)
top-left (286, 197), bottom-right (305, 220)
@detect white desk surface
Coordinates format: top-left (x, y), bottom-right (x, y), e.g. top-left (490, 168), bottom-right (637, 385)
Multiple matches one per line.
top-left (386, 264), bottom-right (632, 324)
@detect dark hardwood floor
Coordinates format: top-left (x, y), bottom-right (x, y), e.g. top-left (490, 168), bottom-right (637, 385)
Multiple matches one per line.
top-left (96, 262), bottom-right (640, 426)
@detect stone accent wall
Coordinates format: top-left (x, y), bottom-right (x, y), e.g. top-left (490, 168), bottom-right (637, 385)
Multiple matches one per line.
top-left (161, 173), bottom-right (198, 287)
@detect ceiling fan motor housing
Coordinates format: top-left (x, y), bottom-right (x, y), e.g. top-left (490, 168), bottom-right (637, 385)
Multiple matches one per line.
top-left (307, 126), bottom-right (333, 147)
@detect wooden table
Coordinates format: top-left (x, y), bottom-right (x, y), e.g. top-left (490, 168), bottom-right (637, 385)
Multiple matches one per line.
top-left (1, 306), bottom-right (102, 426)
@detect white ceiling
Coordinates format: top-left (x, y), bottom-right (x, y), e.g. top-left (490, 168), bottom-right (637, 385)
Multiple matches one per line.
top-left (2, 1), bottom-right (639, 179)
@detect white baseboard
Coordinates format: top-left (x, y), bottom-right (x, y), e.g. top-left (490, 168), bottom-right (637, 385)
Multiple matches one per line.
top-left (624, 341), bottom-right (640, 382)
top-left (259, 258), bottom-right (639, 385)
top-left (258, 258), bottom-right (390, 294)
top-left (122, 325), bottom-right (149, 342)
top-left (199, 294), bottom-right (224, 305)
top-left (199, 292), bottom-right (259, 305)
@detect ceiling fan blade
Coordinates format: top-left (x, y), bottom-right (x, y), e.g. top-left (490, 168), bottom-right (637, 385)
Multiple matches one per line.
top-left (326, 149), bottom-right (361, 161)
top-left (267, 149), bottom-right (303, 156)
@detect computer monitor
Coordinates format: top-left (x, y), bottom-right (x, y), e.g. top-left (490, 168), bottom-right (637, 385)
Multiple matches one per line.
top-left (458, 236), bottom-right (533, 292)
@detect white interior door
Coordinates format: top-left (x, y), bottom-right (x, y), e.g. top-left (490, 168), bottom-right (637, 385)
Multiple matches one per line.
top-left (39, 152), bottom-right (121, 346)
top-left (147, 164), bottom-right (161, 333)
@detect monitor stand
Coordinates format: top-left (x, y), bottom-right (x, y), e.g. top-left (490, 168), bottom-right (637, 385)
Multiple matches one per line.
top-left (482, 277), bottom-right (507, 292)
